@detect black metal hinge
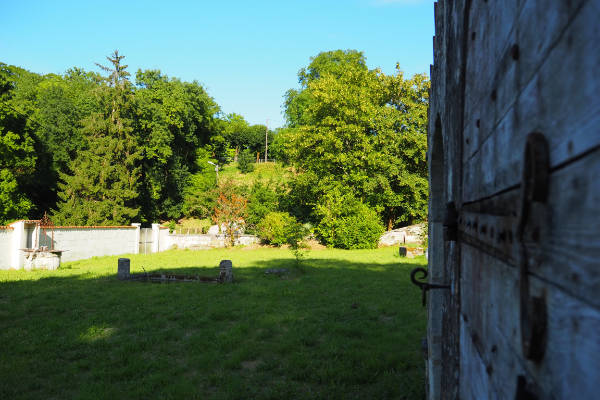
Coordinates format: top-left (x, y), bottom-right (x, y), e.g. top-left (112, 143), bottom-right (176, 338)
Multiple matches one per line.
top-left (410, 267), bottom-right (450, 306)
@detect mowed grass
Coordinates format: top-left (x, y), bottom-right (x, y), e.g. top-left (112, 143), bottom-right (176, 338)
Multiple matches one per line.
top-left (0, 247), bottom-right (426, 400)
top-left (220, 162), bottom-right (293, 186)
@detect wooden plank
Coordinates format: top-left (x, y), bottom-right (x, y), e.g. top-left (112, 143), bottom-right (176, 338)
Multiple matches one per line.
top-left (460, 147), bottom-right (600, 309)
top-left (516, 0), bottom-right (588, 91)
top-left (459, 319), bottom-right (495, 399)
top-left (460, 244), bottom-right (526, 400)
top-left (463, 0), bottom-right (521, 161)
top-left (462, 0), bottom-right (600, 200)
top-left (460, 244), bottom-right (600, 399)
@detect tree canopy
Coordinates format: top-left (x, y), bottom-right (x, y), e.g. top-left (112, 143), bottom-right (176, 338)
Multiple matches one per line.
top-left (0, 49), bottom-right (429, 247)
top-left (282, 50), bottom-right (430, 230)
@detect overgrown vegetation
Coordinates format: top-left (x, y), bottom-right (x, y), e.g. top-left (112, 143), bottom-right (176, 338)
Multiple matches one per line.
top-left (0, 49), bottom-right (429, 249)
top-left (0, 248), bottom-right (427, 399)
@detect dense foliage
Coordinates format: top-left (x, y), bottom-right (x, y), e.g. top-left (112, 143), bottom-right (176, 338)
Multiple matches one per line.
top-left (282, 50), bottom-right (429, 231)
top-left (314, 189), bottom-right (385, 249)
top-left (0, 53), bottom-right (221, 225)
top-left (0, 49), bottom-right (428, 250)
top-left (237, 148), bottom-right (255, 173)
top-left (212, 180), bottom-right (248, 247)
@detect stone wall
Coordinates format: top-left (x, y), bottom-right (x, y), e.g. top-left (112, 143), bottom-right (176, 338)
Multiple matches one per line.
top-left (379, 223), bottom-right (425, 246)
top-left (164, 233), bottom-right (259, 250)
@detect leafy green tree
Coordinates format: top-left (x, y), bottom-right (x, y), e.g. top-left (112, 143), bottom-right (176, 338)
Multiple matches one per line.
top-left (212, 180), bottom-right (247, 247)
top-left (282, 50), bottom-right (430, 230)
top-left (245, 124), bottom-right (274, 159)
top-left (220, 113), bottom-right (250, 161)
top-left (182, 148), bottom-right (218, 219)
top-left (256, 211), bottom-right (304, 247)
top-left (237, 148), bottom-right (255, 173)
top-left (314, 188), bottom-right (384, 249)
top-left (135, 69), bottom-right (220, 221)
top-left (0, 64), bottom-right (36, 223)
top-left (245, 180), bottom-right (280, 232)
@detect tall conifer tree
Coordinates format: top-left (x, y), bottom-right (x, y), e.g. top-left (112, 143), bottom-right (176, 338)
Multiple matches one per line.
top-left (53, 51), bottom-right (141, 225)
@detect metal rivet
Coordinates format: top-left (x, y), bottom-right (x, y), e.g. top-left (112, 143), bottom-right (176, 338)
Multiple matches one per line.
top-left (511, 44), bottom-right (520, 60)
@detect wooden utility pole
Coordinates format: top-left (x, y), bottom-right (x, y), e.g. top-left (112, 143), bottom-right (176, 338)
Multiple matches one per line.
top-left (264, 119), bottom-right (269, 163)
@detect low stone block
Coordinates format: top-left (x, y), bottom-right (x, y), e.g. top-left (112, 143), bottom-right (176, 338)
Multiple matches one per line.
top-left (117, 258), bottom-right (130, 280)
top-left (218, 260), bottom-right (233, 283)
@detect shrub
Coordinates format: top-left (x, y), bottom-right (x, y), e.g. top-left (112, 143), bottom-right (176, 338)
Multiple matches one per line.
top-left (256, 211), bottom-right (307, 247)
top-left (315, 190), bottom-right (384, 249)
top-left (212, 180), bottom-right (248, 247)
top-left (245, 181), bottom-right (280, 233)
top-left (238, 149), bottom-right (255, 173)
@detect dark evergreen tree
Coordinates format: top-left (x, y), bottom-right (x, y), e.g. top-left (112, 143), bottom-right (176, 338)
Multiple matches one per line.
top-left (53, 51), bottom-right (141, 225)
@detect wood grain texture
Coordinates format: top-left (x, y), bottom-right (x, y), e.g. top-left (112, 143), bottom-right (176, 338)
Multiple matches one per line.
top-left (459, 148), bottom-right (600, 309)
top-left (460, 244), bottom-right (600, 400)
top-left (462, 0), bottom-right (600, 202)
top-left (428, 0), bottom-right (600, 398)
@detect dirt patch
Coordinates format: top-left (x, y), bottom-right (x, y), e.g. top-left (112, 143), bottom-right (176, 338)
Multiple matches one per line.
top-left (240, 243), bottom-right (265, 250)
top-left (240, 240), bottom-right (326, 251)
top-left (306, 239), bottom-right (326, 250)
top-left (241, 359), bottom-right (262, 371)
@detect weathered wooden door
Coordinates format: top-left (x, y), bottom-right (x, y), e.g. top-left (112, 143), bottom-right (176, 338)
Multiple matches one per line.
top-left (427, 0), bottom-right (600, 399)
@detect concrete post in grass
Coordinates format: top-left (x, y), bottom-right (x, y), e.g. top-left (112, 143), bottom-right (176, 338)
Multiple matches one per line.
top-left (218, 260), bottom-right (233, 283)
top-left (118, 258), bottom-right (130, 280)
top-left (399, 246), bottom-right (407, 257)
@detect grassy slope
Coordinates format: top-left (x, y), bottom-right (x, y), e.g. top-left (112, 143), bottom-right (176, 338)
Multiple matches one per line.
top-left (220, 162), bottom-right (293, 187)
top-left (0, 248), bottom-right (426, 400)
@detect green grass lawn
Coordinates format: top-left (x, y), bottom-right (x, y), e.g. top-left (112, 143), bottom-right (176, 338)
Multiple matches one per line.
top-left (0, 248), bottom-right (426, 400)
top-left (220, 162), bottom-right (293, 186)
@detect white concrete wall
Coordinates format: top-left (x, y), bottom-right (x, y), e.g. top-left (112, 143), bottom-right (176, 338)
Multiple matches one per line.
top-left (0, 228), bottom-right (14, 269)
top-left (10, 221), bottom-right (25, 270)
top-left (166, 233), bottom-right (259, 249)
top-left (158, 227), bottom-right (170, 252)
top-left (43, 226), bottom-right (138, 262)
top-left (1, 222), bottom-right (259, 270)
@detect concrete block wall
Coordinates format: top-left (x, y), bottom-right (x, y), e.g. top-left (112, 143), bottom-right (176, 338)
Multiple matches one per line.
top-left (165, 233), bottom-right (259, 250)
top-left (0, 221), bottom-right (259, 269)
top-left (158, 227), bottom-right (170, 252)
top-left (44, 226), bottom-right (139, 263)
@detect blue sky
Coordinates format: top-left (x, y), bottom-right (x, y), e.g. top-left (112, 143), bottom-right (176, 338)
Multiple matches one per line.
top-left (1, 0), bottom-right (434, 128)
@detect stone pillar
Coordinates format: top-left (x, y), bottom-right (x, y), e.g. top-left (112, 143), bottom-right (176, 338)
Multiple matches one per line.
top-left (151, 223), bottom-right (160, 253)
top-left (9, 221), bottom-right (25, 269)
top-left (118, 258), bottom-right (130, 280)
top-left (218, 260), bottom-right (233, 283)
top-left (131, 223), bottom-right (141, 254)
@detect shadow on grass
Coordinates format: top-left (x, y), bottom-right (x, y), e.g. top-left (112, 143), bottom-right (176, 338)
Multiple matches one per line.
top-left (0, 256), bottom-right (426, 400)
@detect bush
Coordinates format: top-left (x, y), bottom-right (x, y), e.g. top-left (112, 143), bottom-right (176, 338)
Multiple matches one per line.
top-left (315, 190), bottom-right (384, 249)
top-left (238, 149), bottom-right (255, 173)
top-left (257, 211), bottom-right (307, 247)
top-left (245, 181), bottom-right (280, 233)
